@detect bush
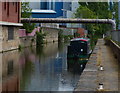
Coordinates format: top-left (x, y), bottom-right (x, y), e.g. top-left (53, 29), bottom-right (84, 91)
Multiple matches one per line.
top-left (63, 35), bottom-right (74, 42)
top-left (36, 31), bottom-right (46, 46)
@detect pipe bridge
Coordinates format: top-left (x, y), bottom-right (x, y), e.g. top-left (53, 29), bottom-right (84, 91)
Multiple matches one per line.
top-left (21, 18), bottom-right (116, 30)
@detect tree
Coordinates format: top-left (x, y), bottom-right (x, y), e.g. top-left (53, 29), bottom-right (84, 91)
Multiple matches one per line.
top-left (21, 2), bottom-right (35, 33)
top-left (75, 2), bottom-right (113, 36)
top-left (74, 2), bottom-right (113, 49)
top-left (112, 2), bottom-right (119, 29)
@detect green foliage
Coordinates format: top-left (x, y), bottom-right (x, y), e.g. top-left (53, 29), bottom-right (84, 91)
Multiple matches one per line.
top-left (21, 2), bottom-right (35, 33)
top-left (75, 6), bottom-right (96, 18)
top-left (21, 2), bottom-right (32, 18)
top-left (36, 29), bottom-right (46, 46)
top-left (75, 2), bottom-right (113, 48)
top-left (112, 2), bottom-right (119, 29)
top-left (63, 35), bottom-right (74, 42)
top-left (75, 2), bottom-right (113, 34)
top-left (22, 23), bottom-right (35, 33)
top-left (74, 32), bottom-right (80, 37)
top-left (77, 2), bottom-right (112, 19)
top-left (75, 2), bottom-right (112, 33)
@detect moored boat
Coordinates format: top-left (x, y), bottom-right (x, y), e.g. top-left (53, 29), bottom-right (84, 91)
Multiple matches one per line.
top-left (67, 38), bottom-right (92, 66)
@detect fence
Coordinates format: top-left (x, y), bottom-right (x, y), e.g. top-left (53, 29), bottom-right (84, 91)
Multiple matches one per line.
top-left (106, 30), bottom-right (120, 43)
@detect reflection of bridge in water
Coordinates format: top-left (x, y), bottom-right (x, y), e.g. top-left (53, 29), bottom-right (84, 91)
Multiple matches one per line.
top-left (1, 42), bottom-right (85, 92)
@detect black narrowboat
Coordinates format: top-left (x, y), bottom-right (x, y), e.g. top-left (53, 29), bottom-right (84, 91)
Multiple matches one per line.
top-left (67, 38), bottom-right (92, 65)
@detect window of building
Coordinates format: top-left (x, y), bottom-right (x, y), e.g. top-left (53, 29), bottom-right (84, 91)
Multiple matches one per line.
top-left (50, 2), bottom-right (53, 10)
top-left (41, 2), bottom-right (48, 9)
top-left (69, 2), bottom-right (72, 11)
top-left (8, 27), bottom-right (14, 40)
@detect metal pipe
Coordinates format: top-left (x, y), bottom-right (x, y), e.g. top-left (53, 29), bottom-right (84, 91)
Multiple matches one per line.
top-left (21, 18), bottom-right (116, 30)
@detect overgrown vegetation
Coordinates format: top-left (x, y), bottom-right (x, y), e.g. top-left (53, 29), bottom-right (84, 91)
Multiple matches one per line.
top-left (36, 29), bottom-right (46, 46)
top-left (75, 2), bottom-right (113, 34)
top-left (63, 35), bottom-right (74, 42)
top-left (74, 2), bottom-right (119, 48)
top-left (21, 2), bottom-right (35, 33)
top-left (58, 29), bottom-right (74, 42)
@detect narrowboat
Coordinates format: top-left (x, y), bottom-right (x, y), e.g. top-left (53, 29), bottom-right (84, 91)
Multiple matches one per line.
top-left (67, 38), bottom-right (92, 65)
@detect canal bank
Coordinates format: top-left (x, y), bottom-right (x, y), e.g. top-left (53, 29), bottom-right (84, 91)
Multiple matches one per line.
top-left (74, 39), bottom-right (119, 92)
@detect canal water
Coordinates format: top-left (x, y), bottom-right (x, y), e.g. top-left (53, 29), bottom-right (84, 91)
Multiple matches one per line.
top-left (2, 42), bottom-right (85, 92)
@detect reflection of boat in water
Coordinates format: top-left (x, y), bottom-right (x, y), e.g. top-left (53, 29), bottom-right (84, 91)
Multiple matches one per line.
top-left (67, 38), bottom-right (92, 68)
top-left (67, 59), bottom-right (86, 74)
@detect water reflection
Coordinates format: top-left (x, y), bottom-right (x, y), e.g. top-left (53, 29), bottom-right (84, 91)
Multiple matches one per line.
top-left (2, 50), bottom-right (20, 91)
top-left (2, 42), bottom-right (85, 92)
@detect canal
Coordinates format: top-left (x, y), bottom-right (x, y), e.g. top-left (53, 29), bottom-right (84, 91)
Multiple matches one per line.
top-left (2, 42), bottom-right (85, 92)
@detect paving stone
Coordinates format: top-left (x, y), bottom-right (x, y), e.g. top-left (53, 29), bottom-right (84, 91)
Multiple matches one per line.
top-left (75, 39), bottom-right (119, 92)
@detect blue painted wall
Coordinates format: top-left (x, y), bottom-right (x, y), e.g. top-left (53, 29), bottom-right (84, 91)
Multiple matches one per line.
top-left (31, 2), bottom-right (63, 18)
top-left (54, 2), bottom-right (63, 18)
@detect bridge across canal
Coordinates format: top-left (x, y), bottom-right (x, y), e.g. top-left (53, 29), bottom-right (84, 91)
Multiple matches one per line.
top-left (21, 18), bottom-right (116, 30)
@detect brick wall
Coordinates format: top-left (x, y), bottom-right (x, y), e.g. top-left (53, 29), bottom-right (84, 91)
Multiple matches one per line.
top-left (77, 28), bottom-right (85, 37)
top-left (0, 2), bottom-right (2, 21)
top-left (1, 2), bottom-right (20, 23)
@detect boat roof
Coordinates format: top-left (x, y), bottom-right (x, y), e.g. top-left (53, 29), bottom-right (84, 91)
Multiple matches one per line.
top-left (71, 38), bottom-right (90, 42)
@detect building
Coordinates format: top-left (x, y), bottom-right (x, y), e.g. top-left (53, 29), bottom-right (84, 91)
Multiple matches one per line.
top-left (0, 2), bottom-right (23, 52)
top-left (62, 1), bottom-right (81, 28)
top-left (29, 2), bottom-right (63, 18)
top-left (74, 28), bottom-right (88, 38)
top-left (29, 1), bottom-right (64, 27)
top-left (29, 1), bottom-right (80, 33)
